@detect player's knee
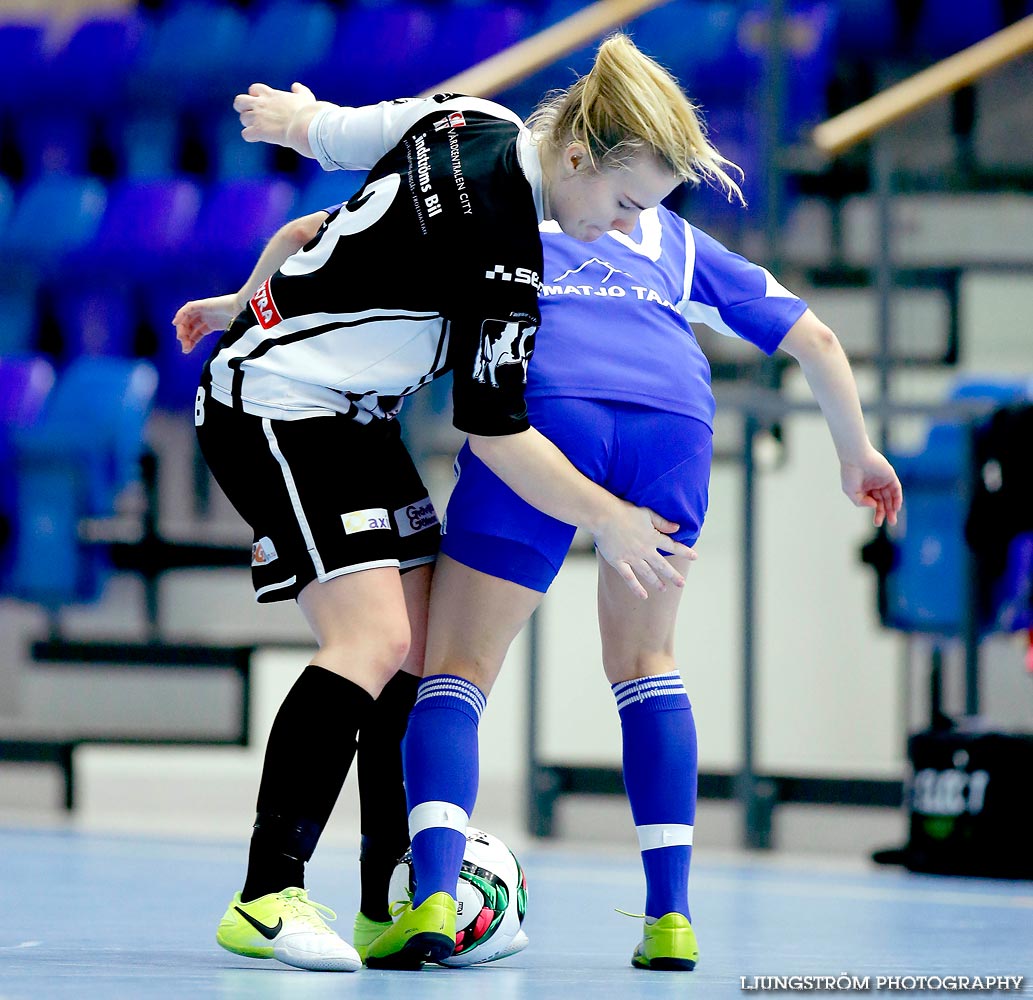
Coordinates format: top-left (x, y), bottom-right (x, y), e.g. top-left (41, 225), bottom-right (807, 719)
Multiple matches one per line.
top-left (318, 616), bottom-right (412, 680)
top-left (602, 649), bottom-right (677, 684)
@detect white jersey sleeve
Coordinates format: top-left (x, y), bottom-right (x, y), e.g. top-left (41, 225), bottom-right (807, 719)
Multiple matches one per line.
top-left (308, 95), bottom-right (525, 173)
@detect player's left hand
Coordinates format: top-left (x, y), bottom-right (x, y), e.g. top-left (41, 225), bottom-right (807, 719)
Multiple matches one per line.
top-left (233, 82), bottom-right (324, 157)
top-left (840, 445), bottom-right (903, 528)
top-left (173, 294), bottom-right (241, 353)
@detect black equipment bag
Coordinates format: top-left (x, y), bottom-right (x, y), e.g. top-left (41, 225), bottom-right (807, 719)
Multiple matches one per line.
top-left (901, 728), bottom-right (1033, 879)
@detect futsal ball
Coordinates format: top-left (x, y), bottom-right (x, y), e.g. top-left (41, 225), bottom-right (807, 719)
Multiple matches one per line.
top-left (388, 827), bottom-right (527, 966)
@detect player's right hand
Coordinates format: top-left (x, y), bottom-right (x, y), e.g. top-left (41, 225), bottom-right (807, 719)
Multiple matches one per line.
top-left (593, 504), bottom-right (697, 600)
top-left (173, 294), bottom-right (240, 354)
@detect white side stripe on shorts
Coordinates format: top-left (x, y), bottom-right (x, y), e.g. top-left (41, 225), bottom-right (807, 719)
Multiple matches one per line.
top-left (254, 575), bottom-right (297, 601)
top-left (261, 418), bottom-right (325, 577)
top-left (636, 823), bottom-right (694, 852)
top-left (409, 800), bottom-right (470, 839)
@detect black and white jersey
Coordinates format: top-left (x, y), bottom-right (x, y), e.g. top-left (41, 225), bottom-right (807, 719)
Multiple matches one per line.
top-left (203, 95), bottom-right (545, 437)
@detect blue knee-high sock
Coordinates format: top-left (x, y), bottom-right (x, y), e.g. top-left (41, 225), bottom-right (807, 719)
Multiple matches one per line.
top-left (613, 671), bottom-right (696, 921)
top-left (403, 674), bottom-right (485, 907)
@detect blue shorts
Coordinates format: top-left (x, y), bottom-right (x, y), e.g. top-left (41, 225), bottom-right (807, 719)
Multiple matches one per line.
top-left (441, 397), bottom-right (713, 593)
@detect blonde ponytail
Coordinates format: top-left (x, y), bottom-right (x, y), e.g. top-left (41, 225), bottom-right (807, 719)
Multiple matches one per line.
top-left (528, 33), bottom-right (745, 205)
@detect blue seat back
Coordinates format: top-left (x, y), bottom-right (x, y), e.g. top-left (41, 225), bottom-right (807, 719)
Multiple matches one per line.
top-left (41, 14), bottom-right (145, 114)
top-left (196, 179), bottom-right (297, 261)
top-left (0, 175), bottom-right (108, 276)
top-left (112, 114), bottom-right (181, 180)
top-left (0, 356), bottom-right (54, 427)
top-left (0, 287), bottom-right (39, 356)
top-left (131, 3), bottom-right (249, 112)
top-left (234, 0), bottom-right (337, 90)
top-left (0, 175), bottom-right (13, 230)
top-left (80, 179), bottom-right (201, 285)
top-left (11, 112), bottom-right (94, 178)
top-left (0, 355), bottom-right (55, 585)
top-left (310, 5), bottom-right (439, 106)
top-left (0, 23), bottom-right (47, 114)
top-left (913, 0), bottom-right (1004, 59)
top-left (42, 357), bottom-right (159, 508)
top-left (885, 376), bottom-right (1033, 636)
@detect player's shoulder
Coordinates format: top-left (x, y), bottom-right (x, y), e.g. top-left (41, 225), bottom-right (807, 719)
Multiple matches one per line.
top-left (421, 93), bottom-right (525, 130)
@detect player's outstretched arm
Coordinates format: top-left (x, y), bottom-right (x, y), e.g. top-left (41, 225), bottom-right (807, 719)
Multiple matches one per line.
top-left (173, 211), bottom-right (328, 353)
top-left (233, 82), bottom-right (337, 157)
top-left (779, 310), bottom-right (903, 527)
top-left (470, 427), bottom-right (697, 599)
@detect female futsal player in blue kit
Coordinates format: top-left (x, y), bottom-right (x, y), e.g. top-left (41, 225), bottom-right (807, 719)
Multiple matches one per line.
top-left (384, 213), bottom-right (902, 967)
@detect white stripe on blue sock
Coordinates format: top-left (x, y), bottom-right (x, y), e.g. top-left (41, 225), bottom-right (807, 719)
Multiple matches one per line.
top-left (408, 800), bottom-right (470, 838)
top-left (612, 671), bottom-right (687, 712)
top-left (636, 823), bottom-right (694, 851)
top-left (415, 674), bottom-right (486, 719)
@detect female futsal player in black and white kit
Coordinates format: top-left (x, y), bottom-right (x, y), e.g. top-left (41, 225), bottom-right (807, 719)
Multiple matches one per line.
top-left (183, 35), bottom-right (735, 971)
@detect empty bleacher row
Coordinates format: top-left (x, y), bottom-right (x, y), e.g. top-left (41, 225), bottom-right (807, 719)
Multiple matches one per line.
top-left (0, 170), bottom-right (367, 410)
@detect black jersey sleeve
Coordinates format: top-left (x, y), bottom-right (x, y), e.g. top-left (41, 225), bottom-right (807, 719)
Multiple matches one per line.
top-left (448, 305), bottom-right (537, 436)
top-left (446, 203), bottom-right (543, 436)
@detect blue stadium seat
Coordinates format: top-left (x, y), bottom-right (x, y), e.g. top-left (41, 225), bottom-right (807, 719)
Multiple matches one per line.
top-left (10, 113), bottom-right (94, 179)
top-left (233, 0), bottom-right (337, 92)
top-left (130, 3), bottom-right (250, 113)
top-left (144, 178), bottom-right (297, 410)
top-left (51, 179), bottom-right (200, 362)
top-left (0, 23), bottom-right (47, 115)
top-left (308, 4), bottom-right (439, 106)
top-left (109, 114), bottom-right (181, 180)
top-left (0, 287), bottom-right (39, 357)
top-left (50, 286), bottom-right (138, 361)
top-left (835, 0), bottom-right (899, 60)
top-left (6, 357), bottom-right (157, 609)
top-left (913, 0), bottom-right (1004, 60)
top-left (0, 355), bottom-right (55, 586)
top-left (0, 174), bottom-right (12, 228)
top-left (421, 3), bottom-right (536, 88)
top-left (0, 175), bottom-right (108, 279)
top-left (78, 178), bottom-right (202, 281)
top-left (187, 177), bottom-right (297, 289)
top-left (884, 376), bottom-right (1033, 636)
top-left (40, 13), bottom-right (145, 115)
top-left (202, 115), bottom-right (274, 180)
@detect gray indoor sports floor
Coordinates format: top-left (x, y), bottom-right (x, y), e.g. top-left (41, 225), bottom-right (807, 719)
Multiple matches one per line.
top-left (2, 826), bottom-right (1030, 999)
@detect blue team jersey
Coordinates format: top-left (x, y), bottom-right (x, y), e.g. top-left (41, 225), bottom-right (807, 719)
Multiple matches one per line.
top-left (528, 205), bottom-right (808, 429)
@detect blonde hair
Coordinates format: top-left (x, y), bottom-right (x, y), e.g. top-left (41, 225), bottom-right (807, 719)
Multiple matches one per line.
top-left (527, 33), bottom-right (745, 205)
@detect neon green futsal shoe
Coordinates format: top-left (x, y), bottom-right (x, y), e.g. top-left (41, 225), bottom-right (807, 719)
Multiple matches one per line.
top-left (631, 912), bottom-right (699, 971)
top-left (364, 891), bottom-right (456, 969)
top-left (216, 887), bottom-right (361, 972)
top-left (352, 912), bottom-right (393, 963)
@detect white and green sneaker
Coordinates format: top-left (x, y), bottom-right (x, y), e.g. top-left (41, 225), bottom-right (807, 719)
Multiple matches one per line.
top-left (216, 887), bottom-right (361, 972)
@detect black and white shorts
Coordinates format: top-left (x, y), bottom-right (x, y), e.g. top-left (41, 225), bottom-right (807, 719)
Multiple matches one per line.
top-left (195, 390), bottom-right (440, 603)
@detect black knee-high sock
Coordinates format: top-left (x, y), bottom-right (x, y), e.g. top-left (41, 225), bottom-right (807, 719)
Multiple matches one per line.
top-left (356, 670), bottom-right (420, 921)
top-left (241, 665), bottom-right (374, 903)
